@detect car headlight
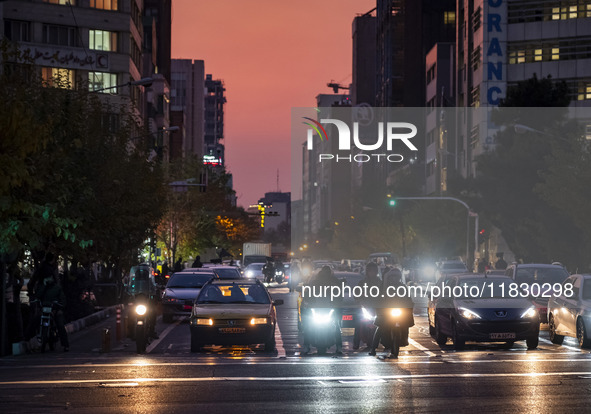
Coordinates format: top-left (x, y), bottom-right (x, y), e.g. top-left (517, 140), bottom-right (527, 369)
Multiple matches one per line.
top-left (520, 307), bottom-right (537, 319)
top-left (135, 304), bottom-right (147, 316)
top-left (311, 308), bottom-right (334, 324)
top-left (459, 307), bottom-right (481, 320)
top-left (250, 317), bottom-right (268, 325)
top-left (362, 307), bottom-right (376, 321)
top-left (196, 318), bottom-right (213, 326)
top-left (390, 308), bottom-right (402, 317)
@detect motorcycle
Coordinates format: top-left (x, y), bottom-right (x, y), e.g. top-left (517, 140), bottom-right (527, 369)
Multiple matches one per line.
top-left (353, 307), bottom-right (377, 349)
top-left (274, 268), bottom-right (285, 284)
top-left (133, 298), bottom-right (150, 354)
top-left (376, 307), bottom-right (411, 359)
top-left (34, 300), bottom-right (60, 352)
top-left (304, 308), bottom-right (340, 354)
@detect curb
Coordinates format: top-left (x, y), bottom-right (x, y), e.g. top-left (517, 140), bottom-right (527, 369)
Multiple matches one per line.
top-left (65, 304), bottom-right (125, 335)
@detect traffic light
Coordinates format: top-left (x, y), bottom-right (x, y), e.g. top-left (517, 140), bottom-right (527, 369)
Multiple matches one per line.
top-left (388, 199), bottom-right (396, 207)
top-left (478, 228), bottom-right (487, 245)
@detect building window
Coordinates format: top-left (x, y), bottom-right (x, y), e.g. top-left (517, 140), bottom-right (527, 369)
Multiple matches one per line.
top-left (534, 48), bottom-right (543, 61)
top-left (42, 67), bottom-right (74, 89)
top-left (445, 11), bottom-right (456, 26)
top-left (577, 83), bottom-right (591, 100)
top-left (427, 63), bottom-right (436, 84)
top-left (43, 0), bottom-right (76, 4)
top-left (42, 24), bottom-right (80, 47)
top-left (89, 72), bottom-right (117, 93)
top-left (4, 20), bottom-right (30, 42)
top-left (89, 0), bottom-right (117, 10)
top-left (472, 8), bottom-right (481, 32)
top-left (552, 47), bottom-right (560, 60)
top-left (89, 30), bottom-right (117, 52)
top-left (471, 46), bottom-right (481, 71)
top-left (470, 86), bottom-right (480, 108)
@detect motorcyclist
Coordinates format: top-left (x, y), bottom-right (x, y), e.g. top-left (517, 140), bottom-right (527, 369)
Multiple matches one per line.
top-left (262, 258), bottom-right (275, 284)
top-left (354, 262), bottom-right (381, 350)
top-left (301, 265), bottom-right (343, 355)
top-left (368, 268), bottom-right (414, 358)
top-left (126, 265), bottom-right (159, 339)
top-left (36, 274), bottom-right (69, 352)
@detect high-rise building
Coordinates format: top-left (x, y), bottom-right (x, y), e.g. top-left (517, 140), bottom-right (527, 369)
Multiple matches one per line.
top-left (204, 74), bottom-right (226, 167)
top-left (425, 42), bottom-right (455, 195)
top-left (170, 59), bottom-right (205, 157)
top-left (1, 0), bottom-right (147, 118)
top-left (352, 10), bottom-right (377, 107)
top-left (376, 0), bottom-right (455, 107)
top-left (455, 0), bottom-right (591, 179)
top-left (143, 0), bottom-right (171, 84)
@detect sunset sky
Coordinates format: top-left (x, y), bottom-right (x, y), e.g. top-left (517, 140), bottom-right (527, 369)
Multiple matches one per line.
top-left (171, 0), bottom-right (375, 207)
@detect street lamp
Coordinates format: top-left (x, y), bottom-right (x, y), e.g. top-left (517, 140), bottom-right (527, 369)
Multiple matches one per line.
top-left (390, 196), bottom-right (479, 268)
top-left (91, 77), bottom-right (153, 93)
top-left (514, 124), bottom-right (570, 144)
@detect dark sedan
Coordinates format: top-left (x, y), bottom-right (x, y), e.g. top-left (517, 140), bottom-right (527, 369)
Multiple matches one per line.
top-left (430, 275), bottom-right (540, 350)
top-left (162, 272), bottom-right (215, 323)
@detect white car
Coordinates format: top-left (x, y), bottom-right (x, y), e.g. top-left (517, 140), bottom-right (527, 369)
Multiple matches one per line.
top-left (548, 274), bottom-right (591, 348)
top-left (243, 263), bottom-right (265, 280)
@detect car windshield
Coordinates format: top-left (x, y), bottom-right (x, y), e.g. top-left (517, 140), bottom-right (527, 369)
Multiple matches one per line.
top-left (442, 262), bottom-right (467, 270)
top-left (457, 279), bottom-right (511, 298)
top-left (515, 267), bottom-right (569, 285)
top-left (337, 273), bottom-right (364, 288)
top-left (167, 273), bottom-right (212, 288)
top-left (214, 268), bottom-right (241, 279)
top-left (197, 283), bottom-right (270, 304)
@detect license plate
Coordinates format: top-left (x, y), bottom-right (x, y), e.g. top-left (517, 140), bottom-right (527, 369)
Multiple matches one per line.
top-left (342, 314), bottom-right (353, 321)
top-left (219, 328), bottom-right (246, 334)
top-left (489, 332), bottom-right (516, 340)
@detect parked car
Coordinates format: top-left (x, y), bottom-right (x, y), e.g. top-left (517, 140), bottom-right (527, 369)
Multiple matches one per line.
top-left (548, 274), bottom-right (591, 348)
top-left (162, 272), bottom-right (215, 323)
top-left (430, 274), bottom-right (540, 350)
top-left (505, 263), bottom-right (570, 323)
top-left (189, 279), bottom-right (283, 352)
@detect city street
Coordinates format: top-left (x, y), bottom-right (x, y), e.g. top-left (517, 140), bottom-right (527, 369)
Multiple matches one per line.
top-left (2, 287), bottom-right (591, 413)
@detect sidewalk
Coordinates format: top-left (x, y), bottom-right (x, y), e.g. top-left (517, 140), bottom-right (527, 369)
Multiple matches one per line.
top-left (11, 304), bottom-right (127, 356)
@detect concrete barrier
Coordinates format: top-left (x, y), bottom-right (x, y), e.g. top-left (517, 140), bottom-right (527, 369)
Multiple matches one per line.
top-left (65, 304), bottom-right (124, 334)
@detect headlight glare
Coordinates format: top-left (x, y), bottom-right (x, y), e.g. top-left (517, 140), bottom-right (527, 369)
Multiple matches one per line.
top-left (196, 318), bottom-right (213, 326)
top-left (250, 317), bottom-right (268, 325)
top-left (459, 307), bottom-right (481, 319)
top-left (520, 307), bottom-right (537, 319)
top-left (390, 308), bottom-right (402, 317)
top-left (311, 308), bottom-right (334, 324)
top-left (135, 304), bottom-right (147, 316)
top-left (362, 307), bottom-right (375, 321)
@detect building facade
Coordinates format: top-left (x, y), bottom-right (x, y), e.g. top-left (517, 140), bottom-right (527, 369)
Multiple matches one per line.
top-left (170, 59), bottom-right (205, 157)
top-left (1, 0), bottom-right (147, 116)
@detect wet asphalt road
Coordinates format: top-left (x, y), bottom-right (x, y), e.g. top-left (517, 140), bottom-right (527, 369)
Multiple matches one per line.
top-left (2, 285), bottom-right (591, 413)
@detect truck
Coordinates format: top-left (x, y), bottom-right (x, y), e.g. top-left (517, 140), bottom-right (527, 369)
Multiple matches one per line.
top-left (242, 242), bottom-right (272, 267)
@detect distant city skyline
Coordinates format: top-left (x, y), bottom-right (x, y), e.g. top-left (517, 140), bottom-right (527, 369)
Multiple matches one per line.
top-left (171, 0), bottom-right (375, 207)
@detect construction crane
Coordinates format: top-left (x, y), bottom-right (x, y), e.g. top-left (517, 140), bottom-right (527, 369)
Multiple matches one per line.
top-left (327, 81), bottom-right (350, 94)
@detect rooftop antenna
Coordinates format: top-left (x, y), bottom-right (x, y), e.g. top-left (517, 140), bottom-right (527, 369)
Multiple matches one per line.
top-left (276, 169), bottom-right (280, 192)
